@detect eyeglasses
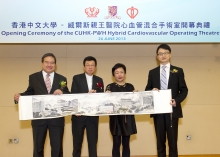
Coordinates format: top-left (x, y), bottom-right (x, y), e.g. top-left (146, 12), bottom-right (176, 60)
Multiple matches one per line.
top-left (157, 52), bottom-right (170, 56)
top-left (85, 64), bottom-right (95, 67)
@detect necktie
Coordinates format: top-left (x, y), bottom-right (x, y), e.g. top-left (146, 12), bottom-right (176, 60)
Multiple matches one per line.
top-left (45, 74), bottom-right (51, 93)
top-left (160, 66), bottom-right (167, 90)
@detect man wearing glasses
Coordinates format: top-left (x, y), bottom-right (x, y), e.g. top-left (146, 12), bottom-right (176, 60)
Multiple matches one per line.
top-left (145, 44), bottom-right (188, 157)
top-left (70, 56), bottom-right (104, 157)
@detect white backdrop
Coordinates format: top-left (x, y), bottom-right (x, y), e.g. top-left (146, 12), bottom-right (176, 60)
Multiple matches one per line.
top-left (0, 0), bottom-right (220, 43)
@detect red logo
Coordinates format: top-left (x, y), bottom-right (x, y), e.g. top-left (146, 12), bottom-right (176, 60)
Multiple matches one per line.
top-left (127, 6), bottom-right (138, 19)
top-left (85, 7), bottom-right (99, 17)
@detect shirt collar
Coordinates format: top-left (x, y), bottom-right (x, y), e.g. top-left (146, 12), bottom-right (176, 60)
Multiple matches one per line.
top-left (160, 63), bottom-right (170, 69)
top-left (42, 70), bottom-right (54, 77)
top-left (85, 73), bottom-right (93, 78)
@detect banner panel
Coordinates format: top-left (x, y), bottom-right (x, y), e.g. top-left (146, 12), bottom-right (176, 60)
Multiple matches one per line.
top-left (19, 90), bottom-right (172, 120)
top-left (1, 0), bottom-right (219, 43)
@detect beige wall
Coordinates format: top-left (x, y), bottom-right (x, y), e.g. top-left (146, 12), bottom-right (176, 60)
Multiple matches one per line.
top-left (0, 43), bottom-right (220, 157)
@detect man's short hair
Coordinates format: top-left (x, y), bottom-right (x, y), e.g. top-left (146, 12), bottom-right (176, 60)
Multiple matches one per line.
top-left (156, 44), bottom-right (171, 54)
top-left (112, 63), bottom-right (126, 76)
top-left (83, 56), bottom-right (97, 66)
top-left (41, 53), bottom-right (56, 64)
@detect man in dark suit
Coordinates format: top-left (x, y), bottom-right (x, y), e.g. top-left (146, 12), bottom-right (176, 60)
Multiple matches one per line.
top-left (71, 56), bottom-right (104, 157)
top-left (145, 44), bottom-right (188, 157)
top-left (14, 53), bottom-right (69, 157)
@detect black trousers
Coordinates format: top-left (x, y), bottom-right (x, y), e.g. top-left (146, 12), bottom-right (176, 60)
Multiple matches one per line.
top-left (72, 117), bottom-right (98, 157)
top-left (153, 114), bottom-right (179, 157)
top-left (32, 120), bottom-right (64, 157)
top-left (112, 135), bottom-right (130, 157)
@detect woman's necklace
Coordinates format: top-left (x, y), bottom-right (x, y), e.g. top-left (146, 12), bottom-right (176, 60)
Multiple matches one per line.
top-left (115, 82), bottom-right (126, 87)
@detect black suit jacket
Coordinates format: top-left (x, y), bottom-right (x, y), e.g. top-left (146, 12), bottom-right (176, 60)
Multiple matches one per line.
top-left (71, 73), bottom-right (104, 121)
top-left (145, 65), bottom-right (188, 118)
top-left (21, 71), bottom-right (69, 125)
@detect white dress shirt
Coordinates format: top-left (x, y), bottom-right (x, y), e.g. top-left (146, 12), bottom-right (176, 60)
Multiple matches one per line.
top-left (42, 70), bottom-right (54, 86)
top-left (85, 73), bottom-right (93, 91)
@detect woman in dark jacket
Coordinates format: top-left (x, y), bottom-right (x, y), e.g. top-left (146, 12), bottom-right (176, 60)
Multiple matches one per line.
top-left (106, 63), bottom-right (137, 157)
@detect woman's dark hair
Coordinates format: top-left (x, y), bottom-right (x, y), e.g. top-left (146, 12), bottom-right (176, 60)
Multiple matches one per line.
top-left (112, 63), bottom-right (126, 76)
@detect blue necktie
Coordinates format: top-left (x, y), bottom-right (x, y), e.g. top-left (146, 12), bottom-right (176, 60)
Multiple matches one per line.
top-left (160, 66), bottom-right (167, 90)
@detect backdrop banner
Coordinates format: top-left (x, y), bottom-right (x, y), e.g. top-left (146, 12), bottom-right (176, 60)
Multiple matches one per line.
top-left (18, 90), bottom-right (172, 120)
top-left (1, 0), bottom-right (220, 43)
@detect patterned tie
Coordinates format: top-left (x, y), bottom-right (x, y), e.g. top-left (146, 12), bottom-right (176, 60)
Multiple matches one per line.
top-left (160, 66), bottom-right (167, 90)
top-left (45, 74), bottom-right (51, 93)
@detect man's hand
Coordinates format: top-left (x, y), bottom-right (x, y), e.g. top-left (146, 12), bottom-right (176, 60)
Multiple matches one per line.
top-left (88, 89), bottom-right (96, 93)
top-left (170, 99), bottom-right (176, 106)
top-left (14, 93), bottom-right (20, 104)
top-left (53, 89), bottom-right (63, 95)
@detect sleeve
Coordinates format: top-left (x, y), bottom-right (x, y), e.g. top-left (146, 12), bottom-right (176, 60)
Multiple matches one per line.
top-left (71, 76), bottom-right (78, 93)
top-left (128, 83), bottom-right (135, 92)
top-left (105, 84), bottom-right (111, 92)
top-left (175, 68), bottom-right (188, 104)
top-left (20, 75), bottom-right (35, 96)
top-left (145, 70), bottom-right (153, 91)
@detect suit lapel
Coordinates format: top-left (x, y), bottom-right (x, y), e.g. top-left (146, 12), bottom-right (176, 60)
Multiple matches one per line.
top-left (50, 73), bottom-right (59, 94)
top-left (156, 66), bottom-right (161, 89)
top-left (82, 73), bottom-right (89, 92)
top-left (36, 71), bottom-right (48, 93)
top-left (168, 65), bottom-right (173, 88)
top-left (92, 76), bottom-right (97, 90)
